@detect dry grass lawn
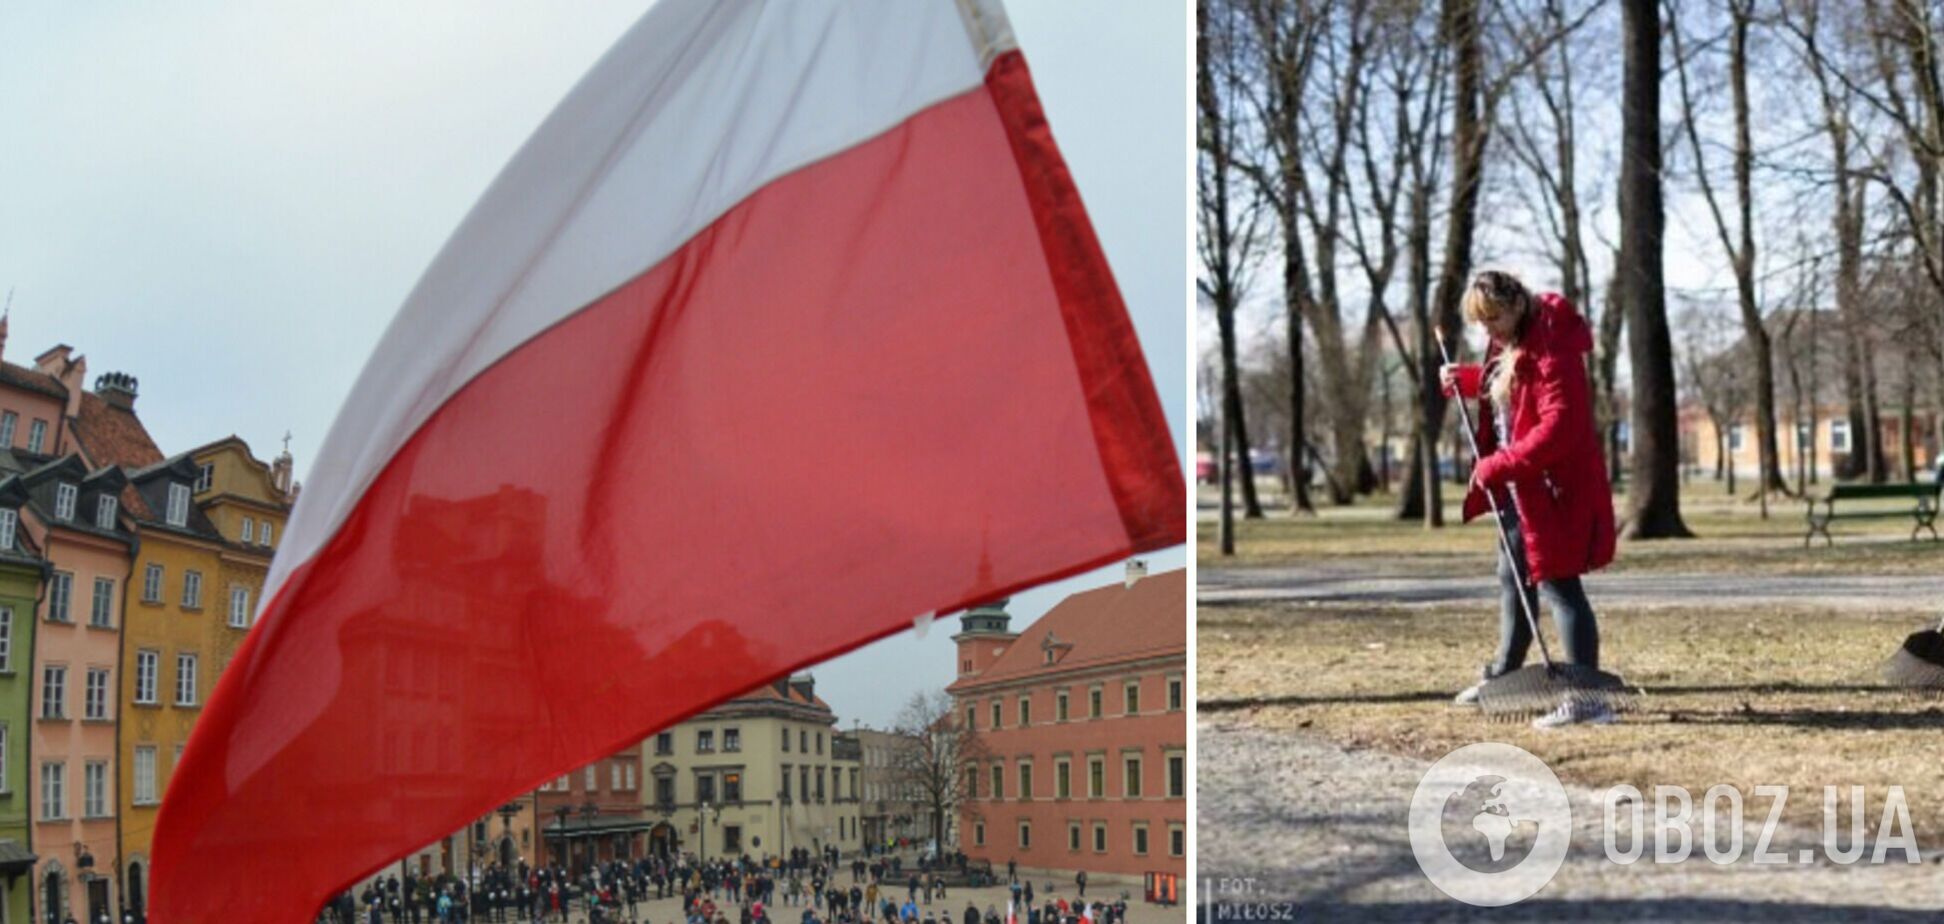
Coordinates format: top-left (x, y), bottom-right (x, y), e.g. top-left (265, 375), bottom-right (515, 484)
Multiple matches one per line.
top-left (1200, 600), bottom-right (1944, 844)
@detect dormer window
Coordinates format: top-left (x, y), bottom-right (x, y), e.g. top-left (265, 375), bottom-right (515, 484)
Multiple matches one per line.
top-left (96, 495), bottom-right (118, 530)
top-left (0, 509), bottom-right (14, 551)
top-left (195, 463), bottom-right (214, 493)
top-left (241, 517), bottom-right (254, 544)
top-left (54, 483), bottom-right (77, 521)
top-left (166, 483), bottom-right (190, 527)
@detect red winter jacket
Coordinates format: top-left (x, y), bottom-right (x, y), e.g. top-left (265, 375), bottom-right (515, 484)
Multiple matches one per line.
top-left (1458, 292), bottom-right (1616, 583)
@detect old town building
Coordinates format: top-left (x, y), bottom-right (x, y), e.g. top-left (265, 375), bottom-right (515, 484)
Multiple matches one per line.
top-left (948, 564), bottom-right (1186, 882)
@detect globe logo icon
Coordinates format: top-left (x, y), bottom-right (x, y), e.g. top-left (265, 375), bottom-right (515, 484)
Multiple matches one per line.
top-left (1440, 774), bottom-right (1542, 874)
top-left (1408, 743), bottom-right (1572, 907)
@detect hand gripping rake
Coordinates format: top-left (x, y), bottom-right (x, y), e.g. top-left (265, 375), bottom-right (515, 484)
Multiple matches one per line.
top-left (1883, 612), bottom-right (1944, 693)
top-left (1437, 330), bottom-right (1631, 719)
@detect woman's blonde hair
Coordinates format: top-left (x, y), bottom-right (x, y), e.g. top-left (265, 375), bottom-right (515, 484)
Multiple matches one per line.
top-left (1462, 270), bottom-right (1535, 405)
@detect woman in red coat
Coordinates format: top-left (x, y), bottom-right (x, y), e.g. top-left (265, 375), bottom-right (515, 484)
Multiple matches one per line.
top-left (1441, 270), bottom-right (1617, 727)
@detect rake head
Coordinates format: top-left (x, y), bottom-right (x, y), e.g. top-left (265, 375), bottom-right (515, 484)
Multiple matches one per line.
top-left (1883, 629), bottom-right (1944, 693)
top-left (1476, 663), bottom-right (1636, 719)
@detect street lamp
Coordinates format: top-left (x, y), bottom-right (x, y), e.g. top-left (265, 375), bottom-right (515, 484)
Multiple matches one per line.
top-left (580, 801), bottom-right (599, 872)
top-left (698, 801), bottom-right (719, 864)
top-left (553, 805), bottom-right (572, 870)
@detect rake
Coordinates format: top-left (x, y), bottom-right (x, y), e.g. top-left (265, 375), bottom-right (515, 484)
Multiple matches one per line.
top-left (1882, 613), bottom-right (1944, 692)
top-left (1436, 330), bottom-right (1633, 720)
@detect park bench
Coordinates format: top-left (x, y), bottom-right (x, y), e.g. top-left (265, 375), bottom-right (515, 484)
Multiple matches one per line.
top-left (1802, 481), bottom-right (1941, 546)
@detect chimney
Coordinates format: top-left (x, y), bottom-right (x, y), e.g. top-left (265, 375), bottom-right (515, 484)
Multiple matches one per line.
top-left (788, 674), bottom-right (815, 703)
top-left (94, 372), bottom-right (138, 410)
top-left (1125, 559), bottom-right (1148, 587)
top-left (33, 344), bottom-right (70, 377)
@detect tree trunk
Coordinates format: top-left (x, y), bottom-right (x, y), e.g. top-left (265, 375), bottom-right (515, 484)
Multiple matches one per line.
top-left (1619, 0), bottom-right (1692, 538)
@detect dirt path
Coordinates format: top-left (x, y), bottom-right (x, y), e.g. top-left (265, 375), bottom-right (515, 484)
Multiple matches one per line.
top-left (1200, 565), bottom-right (1944, 611)
top-left (1196, 718), bottom-right (1944, 922)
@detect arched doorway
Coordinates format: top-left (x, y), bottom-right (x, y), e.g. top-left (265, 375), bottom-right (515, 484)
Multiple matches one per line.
top-left (127, 860), bottom-right (147, 914)
top-left (649, 823), bottom-right (676, 860)
top-left (41, 861), bottom-right (64, 923)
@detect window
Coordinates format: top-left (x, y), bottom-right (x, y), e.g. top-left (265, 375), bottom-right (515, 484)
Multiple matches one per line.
top-left (625, 764), bottom-right (636, 791)
top-left (1831, 419), bottom-right (1852, 453)
top-left (48, 571), bottom-right (72, 622)
top-left (1089, 686), bottom-right (1103, 718)
top-left (1092, 822), bottom-right (1107, 853)
top-left (696, 730), bottom-right (714, 753)
top-left (182, 570), bottom-right (203, 609)
top-left (974, 822), bottom-right (985, 847)
top-left (1018, 821), bottom-right (1031, 849)
top-left (0, 412), bottom-right (13, 447)
top-left (85, 761), bottom-right (107, 817)
top-left (1132, 823), bottom-right (1149, 856)
top-left (195, 463), bottom-right (214, 493)
top-left (990, 701), bottom-right (1001, 729)
top-left (84, 668), bottom-right (108, 720)
top-left (1729, 425), bottom-right (1746, 453)
top-left (54, 483), bottom-right (77, 521)
top-left (556, 774), bottom-right (569, 791)
top-left (1018, 696), bottom-right (1031, 727)
top-left (1796, 422), bottom-right (1813, 450)
top-left (1125, 680), bottom-right (1141, 714)
top-left (585, 766), bottom-right (598, 792)
top-left (1017, 762), bottom-right (1033, 800)
top-left (229, 585), bottom-right (251, 628)
top-left (0, 725), bottom-right (8, 791)
top-left (166, 483), bottom-right (190, 527)
top-left (724, 771), bottom-right (742, 803)
top-left (799, 730), bottom-right (808, 752)
top-left (260, 521), bottom-right (274, 547)
top-left (1068, 822), bottom-right (1082, 852)
top-left (142, 563), bottom-right (163, 603)
top-left (1170, 823), bottom-right (1185, 858)
top-left (816, 732), bottom-right (823, 754)
top-left (964, 707), bottom-right (975, 731)
top-left (781, 727), bottom-right (791, 751)
top-left (135, 651), bottom-right (158, 704)
top-left (1087, 756), bottom-right (1105, 798)
top-left (40, 762), bottom-right (64, 820)
top-left (96, 494), bottom-right (118, 530)
top-left (0, 508), bottom-right (13, 550)
top-left (654, 776), bottom-right (674, 807)
top-left (1056, 690), bottom-right (1069, 722)
top-left (611, 763), bottom-right (623, 791)
top-left (655, 732), bottom-right (673, 755)
top-left (0, 607), bottom-right (10, 671)
top-left (175, 654), bottom-right (198, 706)
top-left (40, 666), bottom-right (65, 719)
top-left (1168, 676), bottom-right (1183, 712)
top-left (27, 420), bottom-right (45, 454)
top-left (696, 773), bottom-right (716, 804)
top-left (241, 517), bottom-right (254, 544)
top-left (724, 728), bottom-right (741, 752)
top-left (91, 578), bottom-right (114, 627)
top-left (1055, 758), bottom-right (1071, 799)
top-left (1124, 753), bottom-right (1143, 798)
top-left (964, 765), bottom-right (977, 800)
top-left (1167, 752), bottom-right (1185, 798)
top-left (815, 767), bottom-right (825, 803)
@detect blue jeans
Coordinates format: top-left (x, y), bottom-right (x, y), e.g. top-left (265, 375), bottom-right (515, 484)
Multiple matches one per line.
top-left (1492, 510), bottom-right (1599, 674)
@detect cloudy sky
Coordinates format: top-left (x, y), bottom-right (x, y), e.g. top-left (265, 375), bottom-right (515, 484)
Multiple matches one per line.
top-left (0, 1), bottom-right (1189, 728)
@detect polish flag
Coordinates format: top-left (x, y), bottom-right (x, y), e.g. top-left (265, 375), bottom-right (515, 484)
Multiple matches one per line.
top-left (151, 0), bottom-right (1182, 918)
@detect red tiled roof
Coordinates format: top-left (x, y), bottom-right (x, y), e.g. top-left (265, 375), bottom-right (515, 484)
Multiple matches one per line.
top-left (71, 390), bottom-right (163, 468)
top-left (735, 679), bottom-right (833, 712)
top-left (0, 361), bottom-right (65, 400)
top-left (950, 569), bottom-right (1185, 692)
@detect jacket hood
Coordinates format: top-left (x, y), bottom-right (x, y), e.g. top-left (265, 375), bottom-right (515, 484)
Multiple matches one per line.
top-left (1521, 291), bottom-right (1593, 356)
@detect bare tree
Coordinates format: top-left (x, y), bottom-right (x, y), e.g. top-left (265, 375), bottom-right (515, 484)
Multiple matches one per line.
top-left (1620, 0), bottom-right (1695, 537)
top-left (1201, 0), bottom-right (1272, 548)
top-left (889, 691), bottom-right (988, 855)
top-left (1668, 0), bottom-right (1788, 511)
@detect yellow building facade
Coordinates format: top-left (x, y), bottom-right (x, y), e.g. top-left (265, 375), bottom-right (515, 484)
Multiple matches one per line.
top-left (117, 438), bottom-right (291, 913)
